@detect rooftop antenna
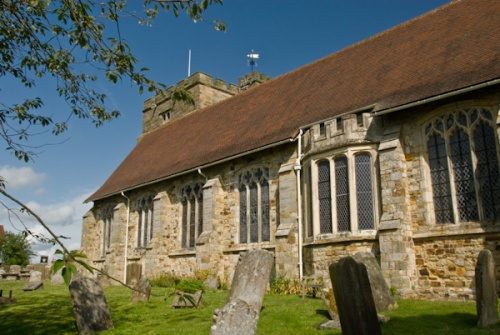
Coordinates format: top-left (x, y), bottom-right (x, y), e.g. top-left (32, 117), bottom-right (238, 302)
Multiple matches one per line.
top-left (188, 49), bottom-right (191, 77)
top-left (247, 49), bottom-right (259, 73)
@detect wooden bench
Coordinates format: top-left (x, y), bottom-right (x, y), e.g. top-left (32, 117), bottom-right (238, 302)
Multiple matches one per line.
top-left (301, 276), bottom-right (324, 299)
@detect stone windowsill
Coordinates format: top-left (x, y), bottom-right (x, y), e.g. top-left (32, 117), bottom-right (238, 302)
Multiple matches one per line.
top-left (169, 249), bottom-right (196, 257)
top-left (223, 242), bottom-right (275, 254)
top-left (413, 222), bottom-right (500, 240)
top-left (304, 231), bottom-right (377, 246)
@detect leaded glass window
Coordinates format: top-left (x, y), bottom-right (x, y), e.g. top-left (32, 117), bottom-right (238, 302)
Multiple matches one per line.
top-left (181, 183), bottom-right (204, 249)
top-left (136, 195), bottom-right (154, 248)
top-left (238, 167), bottom-right (271, 243)
top-left (102, 205), bottom-right (114, 256)
top-left (355, 154), bottom-right (374, 230)
top-left (425, 107), bottom-right (500, 224)
top-left (318, 161), bottom-right (332, 234)
top-left (335, 157), bottom-right (350, 232)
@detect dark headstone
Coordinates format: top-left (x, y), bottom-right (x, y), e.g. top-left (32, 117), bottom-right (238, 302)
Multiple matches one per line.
top-left (131, 277), bottom-right (151, 303)
top-left (23, 280), bottom-right (44, 291)
top-left (329, 256), bottom-right (382, 335)
top-left (475, 249), bottom-right (499, 327)
top-left (210, 250), bottom-right (274, 335)
top-left (172, 290), bottom-right (203, 308)
top-left (353, 252), bottom-right (397, 312)
top-left (126, 263), bottom-right (142, 286)
top-left (69, 277), bottom-right (114, 334)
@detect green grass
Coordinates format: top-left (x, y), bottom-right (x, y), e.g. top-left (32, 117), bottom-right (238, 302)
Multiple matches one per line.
top-left (0, 280), bottom-right (499, 334)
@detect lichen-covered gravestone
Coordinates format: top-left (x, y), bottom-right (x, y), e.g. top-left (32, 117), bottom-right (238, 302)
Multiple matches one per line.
top-left (131, 277), bottom-right (152, 303)
top-left (475, 249), bottom-right (499, 327)
top-left (210, 250), bottom-right (274, 335)
top-left (22, 271), bottom-right (44, 291)
top-left (69, 277), bottom-right (114, 335)
top-left (329, 256), bottom-right (382, 335)
top-left (353, 252), bottom-right (397, 312)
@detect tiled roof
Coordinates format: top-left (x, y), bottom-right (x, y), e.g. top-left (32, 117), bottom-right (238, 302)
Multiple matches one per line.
top-left (87, 0), bottom-right (500, 202)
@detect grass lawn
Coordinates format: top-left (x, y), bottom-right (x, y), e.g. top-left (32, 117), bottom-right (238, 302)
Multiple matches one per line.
top-left (0, 280), bottom-right (499, 334)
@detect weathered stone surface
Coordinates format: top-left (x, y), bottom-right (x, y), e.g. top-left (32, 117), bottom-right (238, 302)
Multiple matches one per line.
top-left (23, 280), bottom-right (44, 291)
top-left (29, 270), bottom-right (42, 283)
top-left (204, 274), bottom-right (220, 290)
top-left (353, 252), bottom-right (397, 312)
top-left (329, 256), bottom-right (382, 335)
top-left (317, 319), bottom-right (341, 330)
top-left (131, 277), bottom-right (151, 303)
top-left (172, 290), bottom-right (203, 308)
top-left (210, 250), bottom-right (274, 335)
top-left (475, 249), bottom-right (499, 327)
top-left (51, 268), bottom-right (65, 285)
top-left (69, 277), bottom-right (114, 335)
top-left (126, 263), bottom-right (142, 286)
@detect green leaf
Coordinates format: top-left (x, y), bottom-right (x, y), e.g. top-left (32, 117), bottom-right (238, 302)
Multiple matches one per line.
top-left (51, 259), bottom-right (65, 274)
top-left (61, 267), bottom-right (72, 285)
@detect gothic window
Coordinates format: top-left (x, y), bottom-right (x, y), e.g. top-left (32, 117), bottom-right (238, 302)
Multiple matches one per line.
top-left (136, 195), bottom-right (154, 248)
top-left (181, 183), bottom-right (203, 249)
top-left (102, 205), bottom-right (114, 256)
top-left (315, 151), bottom-right (376, 235)
top-left (425, 107), bottom-right (500, 224)
top-left (239, 167), bottom-right (270, 243)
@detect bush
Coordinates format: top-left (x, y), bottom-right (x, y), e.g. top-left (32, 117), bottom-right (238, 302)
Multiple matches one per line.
top-left (150, 273), bottom-right (181, 288)
top-left (270, 272), bottom-right (302, 295)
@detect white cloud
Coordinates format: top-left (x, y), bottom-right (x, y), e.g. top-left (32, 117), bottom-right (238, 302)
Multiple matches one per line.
top-left (0, 191), bottom-right (92, 263)
top-left (0, 165), bottom-right (46, 189)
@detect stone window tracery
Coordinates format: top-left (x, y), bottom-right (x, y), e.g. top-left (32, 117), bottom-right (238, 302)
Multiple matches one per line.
top-left (238, 167), bottom-right (270, 244)
top-left (425, 107), bottom-right (500, 224)
top-left (308, 150), bottom-right (377, 237)
top-left (136, 195), bottom-right (154, 248)
top-left (181, 183), bottom-right (203, 249)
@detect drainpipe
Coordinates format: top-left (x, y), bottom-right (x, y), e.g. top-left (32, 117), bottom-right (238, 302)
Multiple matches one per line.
top-left (198, 168), bottom-right (208, 182)
top-left (121, 192), bottom-right (130, 284)
top-left (293, 129), bottom-right (304, 280)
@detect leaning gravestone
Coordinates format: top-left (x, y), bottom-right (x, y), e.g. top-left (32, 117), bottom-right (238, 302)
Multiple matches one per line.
top-left (131, 277), bottom-right (152, 303)
top-left (330, 256), bottom-right (382, 335)
top-left (172, 290), bottom-right (203, 308)
top-left (51, 268), bottom-right (65, 285)
top-left (69, 277), bottom-right (114, 334)
top-left (23, 271), bottom-right (44, 291)
top-left (475, 249), bottom-right (499, 327)
top-left (210, 250), bottom-right (274, 335)
top-left (353, 252), bottom-right (397, 312)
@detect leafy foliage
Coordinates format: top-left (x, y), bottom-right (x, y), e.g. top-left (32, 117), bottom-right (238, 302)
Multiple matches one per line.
top-left (0, 231), bottom-right (35, 266)
top-left (0, 0), bottom-right (224, 161)
top-left (51, 249), bottom-right (94, 285)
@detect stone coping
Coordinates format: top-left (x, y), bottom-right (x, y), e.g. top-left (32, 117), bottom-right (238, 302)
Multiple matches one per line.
top-left (169, 249), bottom-right (196, 257)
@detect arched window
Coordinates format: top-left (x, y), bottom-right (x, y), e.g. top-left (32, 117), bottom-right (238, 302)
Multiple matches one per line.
top-left (425, 108), bottom-right (500, 223)
top-left (136, 195), bottom-right (154, 248)
top-left (181, 183), bottom-right (203, 249)
top-left (102, 205), bottom-right (114, 256)
top-left (238, 167), bottom-right (270, 243)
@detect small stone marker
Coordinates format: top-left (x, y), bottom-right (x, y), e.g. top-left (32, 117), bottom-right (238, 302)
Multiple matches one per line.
top-left (69, 277), bottom-right (114, 335)
top-left (126, 263), bottom-right (142, 286)
top-left (353, 252), bottom-right (397, 312)
top-left (172, 290), bottom-right (203, 308)
top-left (475, 249), bottom-right (499, 327)
top-left (131, 277), bottom-right (152, 303)
top-left (210, 250), bottom-right (274, 335)
top-left (329, 256), bottom-right (382, 335)
top-left (0, 290), bottom-right (17, 305)
top-left (23, 281), bottom-right (44, 291)
top-left (51, 268), bottom-right (65, 285)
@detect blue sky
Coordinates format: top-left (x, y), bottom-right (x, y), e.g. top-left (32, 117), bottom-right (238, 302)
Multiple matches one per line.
top-left (1, 0), bottom-right (450, 261)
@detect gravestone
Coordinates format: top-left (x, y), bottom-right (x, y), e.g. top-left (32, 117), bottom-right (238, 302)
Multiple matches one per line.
top-left (126, 263), bottom-right (142, 286)
top-left (353, 252), bottom-right (397, 312)
top-left (51, 268), bottom-right (65, 285)
top-left (69, 277), bottom-right (114, 334)
top-left (0, 290), bottom-right (17, 304)
top-left (131, 277), bottom-right (151, 303)
top-left (210, 250), bottom-right (274, 335)
top-left (172, 290), bottom-right (203, 308)
top-left (329, 256), bottom-right (382, 335)
top-left (475, 249), bottom-right (499, 327)
top-left (23, 281), bottom-right (44, 291)
top-left (29, 270), bottom-right (42, 282)
top-left (318, 289), bottom-right (341, 330)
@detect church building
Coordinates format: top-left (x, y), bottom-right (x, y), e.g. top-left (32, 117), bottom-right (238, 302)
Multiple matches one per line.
top-left (81, 0), bottom-right (500, 299)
